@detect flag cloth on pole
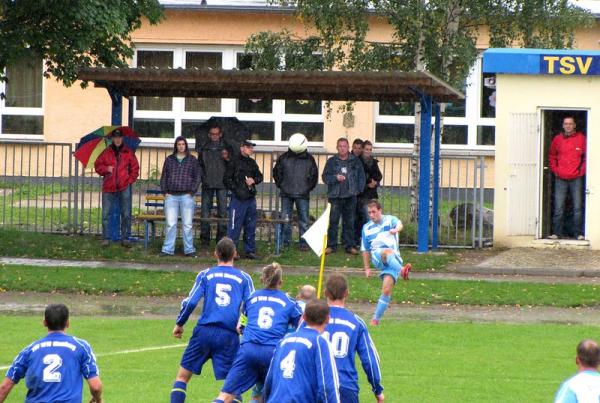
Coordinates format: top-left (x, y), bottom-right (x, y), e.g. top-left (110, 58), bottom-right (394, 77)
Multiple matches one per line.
top-left (301, 204), bottom-right (331, 256)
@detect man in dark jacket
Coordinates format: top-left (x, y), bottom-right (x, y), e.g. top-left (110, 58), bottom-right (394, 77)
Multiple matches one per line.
top-left (94, 129), bottom-right (139, 247)
top-left (197, 125), bottom-right (230, 246)
top-left (355, 140), bottom-right (383, 246)
top-left (159, 136), bottom-right (202, 257)
top-left (273, 137), bottom-right (318, 251)
top-left (322, 137), bottom-right (366, 255)
top-left (224, 140), bottom-right (263, 259)
top-left (548, 116), bottom-right (586, 240)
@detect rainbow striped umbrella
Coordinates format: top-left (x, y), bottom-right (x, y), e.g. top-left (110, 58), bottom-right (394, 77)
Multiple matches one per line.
top-left (74, 126), bottom-right (141, 169)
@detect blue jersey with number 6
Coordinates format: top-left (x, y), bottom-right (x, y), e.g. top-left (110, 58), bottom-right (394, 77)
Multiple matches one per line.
top-left (242, 289), bottom-right (303, 346)
top-left (6, 332), bottom-right (99, 403)
top-left (264, 327), bottom-right (340, 403)
top-left (176, 265), bottom-right (255, 330)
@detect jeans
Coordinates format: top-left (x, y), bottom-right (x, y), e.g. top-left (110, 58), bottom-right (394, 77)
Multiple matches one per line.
top-left (553, 176), bottom-right (584, 237)
top-left (354, 198), bottom-right (369, 247)
top-left (162, 194), bottom-right (196, 255)
top-left (200, 188), bottom-right (228, 244)
top-left (327, 196), bottom-right (357, 250)
top-left (101, 185), bottom-right (132, 241)
top-left (228, 196), bottom-right (257, 254)
top-left (281, 197), bottom-right (310, 247)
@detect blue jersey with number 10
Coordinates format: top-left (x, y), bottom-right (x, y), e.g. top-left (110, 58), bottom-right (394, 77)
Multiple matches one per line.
top-left (242, 289), bottom-right (303, 346)
top-left (6, 332), bottom-right (99, 403)
top-left (176, 265), bottom-right (255, 331)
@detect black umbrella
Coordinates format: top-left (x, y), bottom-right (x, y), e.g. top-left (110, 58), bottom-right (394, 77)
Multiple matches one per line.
top-left (195, 116), bottom-right (250, 155)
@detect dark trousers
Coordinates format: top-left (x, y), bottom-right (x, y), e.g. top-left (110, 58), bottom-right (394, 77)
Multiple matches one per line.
top-left (200, 188), bottom-right (228, 244)
top-left (327, 196), bottom-right (357, 251)
top-left (354, 198), bottom-right (369, 247)
top-left (228, 196), bottom-right (257, 254)
top-left (281, 196), bottom-right (310, 247)
top-left (101, 185), bottom-right (132, 241)
top-left (553, 176), bottom-right (584, 237)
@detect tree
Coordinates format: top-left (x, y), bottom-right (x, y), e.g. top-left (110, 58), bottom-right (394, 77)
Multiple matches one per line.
top-left (245, 0), bottom-right (593, 220)
top-left (0, 0), bottom-right (163, 89)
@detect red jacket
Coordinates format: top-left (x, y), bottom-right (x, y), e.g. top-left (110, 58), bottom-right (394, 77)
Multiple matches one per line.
top-left (94, 144), bottom-right (140, 192)
top-left (549, 132), bottom-right (586, 180)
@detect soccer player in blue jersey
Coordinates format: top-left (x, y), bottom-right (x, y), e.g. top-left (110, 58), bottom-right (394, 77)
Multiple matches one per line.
top-left (555, 339), bottom-right (600, 403)
top-left (324, 273), bottom-right (384, 402)
top-left (0, 303), bottom-right (102, 403)
top-left (361, 199), bottom-right (411, 325)
top-left (264, 299), bottom-right (340, 403)
top-left (214, 262), bottom-right (303, 403)
top-left (169, 237), bottom-right (255, 403)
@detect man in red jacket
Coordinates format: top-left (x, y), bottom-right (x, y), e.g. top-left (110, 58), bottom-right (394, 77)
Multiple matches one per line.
top-left (548, 116), bottom-right (586, 240)
top-left (94, 129), bottom-right (140, 247)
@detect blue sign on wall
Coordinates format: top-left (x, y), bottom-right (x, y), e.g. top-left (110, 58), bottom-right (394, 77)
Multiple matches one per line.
top-left (483, 48), bottom-right (600, 75)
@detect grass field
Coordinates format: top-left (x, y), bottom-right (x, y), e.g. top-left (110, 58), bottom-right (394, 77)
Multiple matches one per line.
top-left (0, 316), bottom-right (593, 403)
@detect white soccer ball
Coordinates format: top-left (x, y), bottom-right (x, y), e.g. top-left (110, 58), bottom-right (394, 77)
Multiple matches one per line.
top-left (288, 133), bottom-right (308, 153)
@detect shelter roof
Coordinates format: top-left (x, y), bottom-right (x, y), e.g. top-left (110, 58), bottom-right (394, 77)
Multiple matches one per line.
top-left (77, 68), bottom-right (463, 102)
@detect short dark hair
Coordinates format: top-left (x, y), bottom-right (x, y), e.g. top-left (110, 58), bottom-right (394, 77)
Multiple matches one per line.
top-left (216, 237), bottom-right (236, 262)
top-left (577, 339), bottom-right (600, 367)
top-left (366, 199), bottom-right (382, 210)
top-left (173, 136), bottom-right (189, 154)
top-left (261, 262), bottom-right (283, 289)
top-left (352, 138), bottom-right (363, 147)
top-left (336, 137), bottom-right (349, 145)
top-left (45, 303), bottom-right (69, 331)
top-left (325, 273), bottom-right (348, 301)
top-left (303, 299), bottom-right (329, 326)
top-left (563, 116), bottom-right (576, 124)
top-left (209, 124), bottom-right (222, 134)
top-left (363, 140), bottom-right (373, 148)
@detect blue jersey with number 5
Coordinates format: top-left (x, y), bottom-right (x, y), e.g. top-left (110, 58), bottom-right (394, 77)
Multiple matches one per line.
top-left (6, 332), bottom-right (99, 403)
top-left (264, 327), bottom-right (340, 403)
top-left (176, 265), bottom-right (255, 331)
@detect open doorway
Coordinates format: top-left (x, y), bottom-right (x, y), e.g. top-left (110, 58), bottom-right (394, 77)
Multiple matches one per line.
top-left (540, 109), bottom-right (587, 239)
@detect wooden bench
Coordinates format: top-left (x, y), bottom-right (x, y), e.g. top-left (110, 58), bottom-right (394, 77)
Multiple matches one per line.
top-left (138, 189), bottom-right (290, 255)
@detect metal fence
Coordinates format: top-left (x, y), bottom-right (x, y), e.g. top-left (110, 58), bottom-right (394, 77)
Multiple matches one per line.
top-left (0, 141), bottom-right (492, 247)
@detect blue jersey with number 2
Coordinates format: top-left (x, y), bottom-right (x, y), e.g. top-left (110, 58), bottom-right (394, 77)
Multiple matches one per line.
top-left (6, 332), bottom-right (99, 403)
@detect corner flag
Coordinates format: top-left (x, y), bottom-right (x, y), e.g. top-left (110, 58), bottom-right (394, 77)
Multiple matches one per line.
top-left (301, 203), bottom-right (331, 257)
top-left (301, 204), bottom-right (330, 298)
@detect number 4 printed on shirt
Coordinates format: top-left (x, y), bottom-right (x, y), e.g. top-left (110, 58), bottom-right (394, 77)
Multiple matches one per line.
top-left (280, 350), bottom-right (296, 379)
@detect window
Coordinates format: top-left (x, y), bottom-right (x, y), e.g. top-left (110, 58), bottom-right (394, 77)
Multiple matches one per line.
top-left (477, 126), bottom-right (495, 145)
top-left (442, 125), bottom-right (468, 145)
top-left (136, 51), bottom-right (173, 111)
top-left (481, 73), bottom-right (496, 118)
top-left (1, 53), bottom-right (44, 136)
top-left (185, 52), bottom-right (221, 112)
top-left (376, 123), bottom-right (414, 143)
top-left (236, 54), bottom-right (273, 113)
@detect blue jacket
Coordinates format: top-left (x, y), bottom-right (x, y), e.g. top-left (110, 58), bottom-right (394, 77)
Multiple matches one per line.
top-left (322, 154), bottom-right (366, 198)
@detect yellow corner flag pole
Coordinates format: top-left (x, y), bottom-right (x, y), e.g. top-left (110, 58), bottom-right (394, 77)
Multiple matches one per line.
top-left (317, 233), bottom-right (327, 298)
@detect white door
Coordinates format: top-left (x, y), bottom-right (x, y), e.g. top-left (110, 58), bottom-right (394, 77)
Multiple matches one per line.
top-left (506, 113), bottom-right (539, 235)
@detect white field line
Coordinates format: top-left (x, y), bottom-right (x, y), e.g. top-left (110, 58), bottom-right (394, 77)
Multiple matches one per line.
top-left (0, 343), bottom-right (187, 371)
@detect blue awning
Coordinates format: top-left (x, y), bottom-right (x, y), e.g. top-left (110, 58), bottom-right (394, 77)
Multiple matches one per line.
top-left (483, 48), bottom-right (600, 76)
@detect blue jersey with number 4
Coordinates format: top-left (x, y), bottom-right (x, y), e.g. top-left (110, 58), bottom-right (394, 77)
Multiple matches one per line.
top-left (176, 265), bottom-right (255, 331)
top-left (325, 306), bottom-right (383, 396)
top-left (242, 289), bottom-right (303, 346)
top-left (264, 327), bottom-right (340, 403)
top-left (6, 332), bottom-right (99, 403)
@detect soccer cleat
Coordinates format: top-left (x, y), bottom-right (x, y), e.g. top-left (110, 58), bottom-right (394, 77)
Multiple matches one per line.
top-left (370, 318), bottom-right (379, 326)
top-left (400, 263), bottom-right (411, 281)
top-left (577, 235), bottom-right (585, 240)
top-left (325, 247), bottom-right (335, 255)
top-left (548, 234), bottom-right (559, 240)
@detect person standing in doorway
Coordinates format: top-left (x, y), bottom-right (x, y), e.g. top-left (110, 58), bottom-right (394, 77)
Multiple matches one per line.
top-left (160, 136), bottom-right (202, 257)
top-left (322, 137), bottom-right (366, 255)
top-left (225, 140), bottom-right (263, 260)
top-left (94, 129), bottom-right (139, 248)
top-left (548, 116), bottom-right (586, 240)
top-left (198, 125), bottom-right (230, 247)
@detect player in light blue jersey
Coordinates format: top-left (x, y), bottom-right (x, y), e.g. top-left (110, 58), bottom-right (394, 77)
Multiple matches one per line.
top-left (264, 299), bottom-right (340, 403)
top-left (555, 339), bottom-right (600, 403)
top-left (360, 199), bottom-right (411, 325)
top-left (169, 237), bottom-right (255, 403)
top-left (324, 273), bottom-right (384, 403)
top-left (0, 304), bottom-right (102, 403)
top-left (214, 263), bottom-right (303, 403)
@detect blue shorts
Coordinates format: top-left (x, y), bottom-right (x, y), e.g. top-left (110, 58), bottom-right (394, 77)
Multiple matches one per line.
top-left (371, 249), bottom-right (403, 283)
top-left (180, 324), bottom-right (239, 379)
top-left (221, 342), bottom-right (276, 395)
top-left (339, 386), bottom-right (359, 403)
